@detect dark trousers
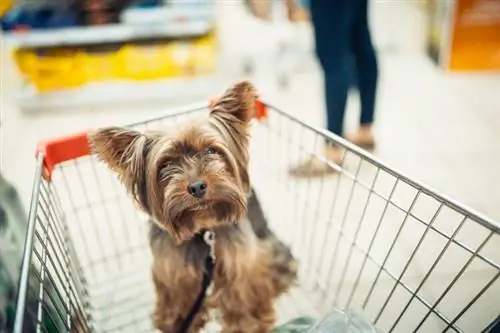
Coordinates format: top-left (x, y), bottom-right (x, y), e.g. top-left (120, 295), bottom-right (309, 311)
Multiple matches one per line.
top-left (310, 0), bottom-right (378, 137)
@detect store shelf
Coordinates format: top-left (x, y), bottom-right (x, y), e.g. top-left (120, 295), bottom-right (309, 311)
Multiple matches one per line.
top-left (3, 4), bottom-right (215, 48)
top-left (15, 76), bottom-right (224, 112)
top-left (3, 20), bottom-right (214, 48)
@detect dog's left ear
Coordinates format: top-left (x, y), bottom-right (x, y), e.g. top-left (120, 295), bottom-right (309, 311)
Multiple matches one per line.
top-left (89, 127), bottom-right (156, 210)
top-left (209, 80), bottom-right (256, 126)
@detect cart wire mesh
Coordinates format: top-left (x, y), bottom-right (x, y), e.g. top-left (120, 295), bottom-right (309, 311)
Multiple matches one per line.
top-left (14, 101), bottom-right (500, 333)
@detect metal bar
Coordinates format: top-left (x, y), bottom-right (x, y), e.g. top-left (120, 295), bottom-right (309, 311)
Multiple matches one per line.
top-left (379, 203), bottom-right (445, 328)
top-left (308, 211), bottom-right (459, 328)
top-left (40, 188), bottom-right (73, 330)
top-left (59, 168), bottom-right (96, 278)
top-left (363, 189), bottom-right (421, 311)
top-left (481, 316), bottom-right (500, 333)
top-left (39, 183), bottom-right (83, 301)
top-left (13, 154), bottom-right (45, 333)
top-left (295, 133), bottom-right (319, 254)
top-left (335, 166), bottom-right (380, 307)
top-left (34, 212), bottom-right (50, 333)
top-left (313, 147), bottom-right (347, 288)
top-left (389, 215), bottom-right (467, 331)
top-left (30, 224), bottom-right (87, 325)
top-left (274, 114), bottom-right (288, 234)
top-left (414, 231), bottom-right (495, 331)
top-left (325, 157), bottom-right (364, 307)
top-left (73, 159), bottom-right (111, 264)
top-left (304, 143), bottom-right (329, 274)
top-left (84, 244), bottom-right (146, 269)
top-left (88, 160), bottom-right (122, 261)
top-left (294, 156), bottom-right (499, 271)
top-left (264, 113), bottom-right (273, 187)
top-left (51, 186), bottom-right (89, 284)
top-left (442, 271), bottom-right (500, 332)
top-left (30, 251), bottom-right (70, 332)
top-left (49, 184), bottom-right (92, 328)
top-left (262, 101), bottom-right (500, 233)
top-left (290, 122), bottom-right (305, 253)
top-left (345, 174), bottom-right (398, 309)
top-left (98, 296), bottom-right (153, 321)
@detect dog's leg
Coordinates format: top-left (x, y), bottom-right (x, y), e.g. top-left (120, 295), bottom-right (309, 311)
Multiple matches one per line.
top-left (219, 288), bottom-right (276, 333)
top-left (152, 271), bottom-right (208, 333)
top-left (217, 250), bottom-right (280, 333)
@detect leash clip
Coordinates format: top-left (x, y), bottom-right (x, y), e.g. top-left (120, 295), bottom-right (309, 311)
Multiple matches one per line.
top-left (203, 230), bottom-right (216, 262)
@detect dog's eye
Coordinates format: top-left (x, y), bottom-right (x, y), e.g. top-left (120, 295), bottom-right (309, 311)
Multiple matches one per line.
top-left (203, 147), bottom-right (217, 155)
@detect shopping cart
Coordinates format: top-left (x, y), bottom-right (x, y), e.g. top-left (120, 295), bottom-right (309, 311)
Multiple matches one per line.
top-left (13, 100), bottom-right (500, 333)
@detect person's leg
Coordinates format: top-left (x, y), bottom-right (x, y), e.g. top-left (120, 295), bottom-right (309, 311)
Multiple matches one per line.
top-left (290, 0), bottom-right (356, 177)
top-left (323, 66), bottom-right (350, 137)
top-left (310, 0), bottom-right (353, 138)
top-left (347, 0), bottom-right (378, 148)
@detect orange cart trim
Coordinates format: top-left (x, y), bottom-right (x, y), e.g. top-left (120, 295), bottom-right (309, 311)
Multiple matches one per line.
top-left (208, 97), bottom-right (268, 120)
top-left (254, 99), bottom-right (268, 120)
top-left (36, 131), bottom-right (91, 181)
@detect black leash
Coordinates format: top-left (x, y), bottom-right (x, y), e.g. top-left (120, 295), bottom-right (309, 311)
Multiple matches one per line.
top-left (178, 230), bottom-right (216, 333)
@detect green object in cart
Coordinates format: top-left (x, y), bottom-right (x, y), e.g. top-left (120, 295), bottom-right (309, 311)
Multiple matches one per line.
top-left (0, 173), bottom-right (67, 333)
top-left (272, 316), bottom-right (316, 333)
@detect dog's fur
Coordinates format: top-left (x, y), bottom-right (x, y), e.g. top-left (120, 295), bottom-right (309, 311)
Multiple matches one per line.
top-left (90, 81), bottom-right (297, 333)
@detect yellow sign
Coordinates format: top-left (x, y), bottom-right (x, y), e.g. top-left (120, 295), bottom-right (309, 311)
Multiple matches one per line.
top-left (450, 0), bottom-right (500, 71)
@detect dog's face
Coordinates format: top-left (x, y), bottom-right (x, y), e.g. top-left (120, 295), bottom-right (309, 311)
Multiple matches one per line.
top-left (90, 81), bottom-right (256, 243)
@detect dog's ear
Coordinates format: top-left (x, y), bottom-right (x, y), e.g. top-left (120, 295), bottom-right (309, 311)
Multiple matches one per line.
top-left (209, 80), bottom-right (256, 125)
top-left (89, 127), bottom-right (151, 174)
top-left (209, 81), bottom-right (255, 193)
top-left (89, 127), bottom-right (155, 211)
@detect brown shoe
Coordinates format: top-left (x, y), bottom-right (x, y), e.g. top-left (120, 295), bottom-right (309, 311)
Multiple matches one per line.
top-left (286, 0), bottom-right (310, 22)
top-left (346, 125), bottom-right (376, 150)
top-left (246, 0), bottom-right (271, 20)
top-left (289, 146), bottom-right (343, 178)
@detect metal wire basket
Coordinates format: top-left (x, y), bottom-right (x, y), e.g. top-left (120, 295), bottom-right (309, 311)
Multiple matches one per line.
top-left (13, 100), bottom-right (500, 333)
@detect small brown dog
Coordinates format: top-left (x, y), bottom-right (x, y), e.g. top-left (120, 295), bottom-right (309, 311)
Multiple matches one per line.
top-left (90, 81), bottom-right (297, 333)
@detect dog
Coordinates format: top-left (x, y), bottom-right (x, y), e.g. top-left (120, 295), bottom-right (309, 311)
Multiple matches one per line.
top-left (90, 81), bottom-right (298, 333)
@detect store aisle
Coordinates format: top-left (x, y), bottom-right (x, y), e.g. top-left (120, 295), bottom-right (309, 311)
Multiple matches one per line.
top-left (1, 0), bottom-right (500, 223)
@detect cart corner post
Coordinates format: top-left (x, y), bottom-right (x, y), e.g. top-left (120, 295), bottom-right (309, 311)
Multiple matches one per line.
top-left (12, 154), bottom-right (44, 333)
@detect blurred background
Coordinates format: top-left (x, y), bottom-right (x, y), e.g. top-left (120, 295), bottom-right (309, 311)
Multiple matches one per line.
top-left (0, 0), bottom-right (499, 331)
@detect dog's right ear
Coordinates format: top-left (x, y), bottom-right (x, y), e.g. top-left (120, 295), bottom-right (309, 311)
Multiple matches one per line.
top-left (209, 80), bottom-right (257, 126)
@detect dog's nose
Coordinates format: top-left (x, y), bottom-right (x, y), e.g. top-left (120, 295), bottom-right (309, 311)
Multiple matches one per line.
top-left (187, 180), bottom-right (207, 198)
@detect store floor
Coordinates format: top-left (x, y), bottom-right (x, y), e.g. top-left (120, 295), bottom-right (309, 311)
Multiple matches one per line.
top-left (1, 2), bottom-right (500, 222)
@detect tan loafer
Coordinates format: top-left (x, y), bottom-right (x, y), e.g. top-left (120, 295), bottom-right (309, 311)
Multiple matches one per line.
top-left (346, 125), bottom-right (376, 150)
top-left (289, 146), bottom-right (343, 178)
top-left (246, 0), bottom-right (272, 20)
top-left (286, 0), bottom-right (310, 22)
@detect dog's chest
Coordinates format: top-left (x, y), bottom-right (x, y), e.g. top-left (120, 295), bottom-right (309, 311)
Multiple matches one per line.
top-left (152, 218), bottom-right (258, 289)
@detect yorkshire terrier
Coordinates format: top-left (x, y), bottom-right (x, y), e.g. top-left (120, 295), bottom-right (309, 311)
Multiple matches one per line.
top-left (90, 81), bottom-right (298, 333)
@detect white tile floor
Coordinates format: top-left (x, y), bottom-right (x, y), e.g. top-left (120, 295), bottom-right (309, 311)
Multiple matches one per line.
top-left (1, 1), bottom-right (499, 332)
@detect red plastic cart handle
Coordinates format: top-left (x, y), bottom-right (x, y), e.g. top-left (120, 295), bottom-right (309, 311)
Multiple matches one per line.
top-left (36, 100), bottom-right (268, 181)
top-left (208, 96), bottom-right (268, 121)
top-left (36, 131), bottom-right (92, 181)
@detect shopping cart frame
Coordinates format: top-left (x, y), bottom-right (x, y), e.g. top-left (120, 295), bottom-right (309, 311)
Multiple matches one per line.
top-left (13, 99), bottom-right (500, 333)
